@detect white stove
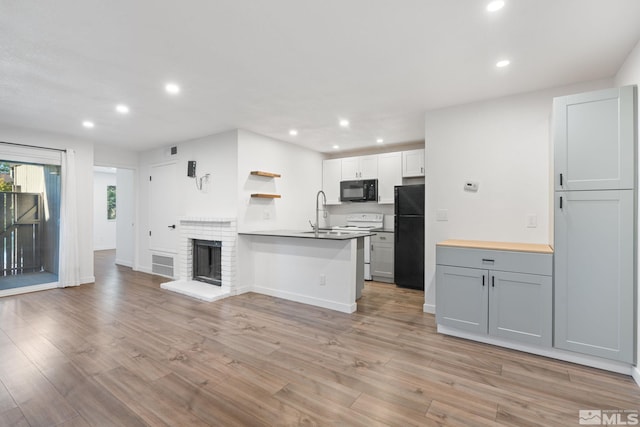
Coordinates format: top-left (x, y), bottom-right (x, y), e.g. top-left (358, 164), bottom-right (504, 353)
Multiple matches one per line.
top-left (333, 213), bottom-right (383, 280)
top-left (332, 213), bottom-right (384, 231)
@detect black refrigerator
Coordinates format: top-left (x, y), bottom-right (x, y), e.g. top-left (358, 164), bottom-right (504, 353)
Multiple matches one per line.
top-left (394, 184), bottom-right (425, 290)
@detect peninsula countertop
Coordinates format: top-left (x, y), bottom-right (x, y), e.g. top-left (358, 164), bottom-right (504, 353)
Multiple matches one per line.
top-left (239, 229), bottom-right (374, 240)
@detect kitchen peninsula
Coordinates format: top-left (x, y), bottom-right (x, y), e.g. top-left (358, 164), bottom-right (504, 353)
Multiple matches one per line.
top-left (238, 230), bottom-right (371, 313)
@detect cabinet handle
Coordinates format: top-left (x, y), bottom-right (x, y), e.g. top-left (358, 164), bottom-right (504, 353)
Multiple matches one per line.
top-left (421, 167), bottom-right (424, 174)
top-left (481, 258), bottom-right (495, 265)
top-left (560, 173), bottom-right (563, 186)
top-left (492, 276), bottom-right (495, 287)
top-left (482, 275), bottom-right (485, 287)
top-left (560, 196), bottom-right (563, 209)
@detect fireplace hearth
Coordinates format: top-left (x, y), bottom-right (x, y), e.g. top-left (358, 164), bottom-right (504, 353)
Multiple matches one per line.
top-left (192, 239), bottom-right (222, 286)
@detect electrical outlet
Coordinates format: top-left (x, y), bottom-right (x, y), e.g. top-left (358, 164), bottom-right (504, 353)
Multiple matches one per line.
top-left (436, 209), bottom-right (448, 221)
top-left (526, 214), bottom-right (537, 228)
top-left (319, 274), bottom-right (326, 286)
top-left (262, 210), bottom-right (270, 220)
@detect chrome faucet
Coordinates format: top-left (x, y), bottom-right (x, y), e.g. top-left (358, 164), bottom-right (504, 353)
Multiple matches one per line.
top-left (315, 190), bottom-right (327, 237)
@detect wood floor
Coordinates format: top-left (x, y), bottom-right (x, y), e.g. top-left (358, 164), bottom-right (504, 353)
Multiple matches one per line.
top-left (0, 251), bottom-right (638, 426)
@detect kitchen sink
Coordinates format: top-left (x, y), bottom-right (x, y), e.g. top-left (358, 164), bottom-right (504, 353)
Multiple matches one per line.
top-left (302, 230), bottom-right (363, 236)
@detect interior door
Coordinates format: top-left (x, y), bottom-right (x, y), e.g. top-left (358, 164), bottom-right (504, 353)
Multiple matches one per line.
top-left (149, 162), bottom-right (179, 253)
top-left (554, 86), bottom-right (635, 191)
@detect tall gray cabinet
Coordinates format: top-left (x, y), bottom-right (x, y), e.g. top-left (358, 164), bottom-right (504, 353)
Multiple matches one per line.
top-left (553, 86), bottom-right (636, 363)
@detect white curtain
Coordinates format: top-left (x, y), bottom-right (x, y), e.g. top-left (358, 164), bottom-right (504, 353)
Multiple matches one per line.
top-left (59, 149), bottom-right (80, 287)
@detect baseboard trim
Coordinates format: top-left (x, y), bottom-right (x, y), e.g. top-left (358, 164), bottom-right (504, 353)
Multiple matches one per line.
top-left (423, 303), bottom-right (435, 314)
top-left (135, 266), bottom-right (153, 275)
top-left (232, 285), bottom-right (253, 295)
top-left (115, 259), bottom-right (133, 268)
top-left (252, 286), bottom-right (357, 313)
top-left (0, 282), bottom-right (58, 298)
top-left (438, 325), bottom-right (633, 376)
top-left (632, 366), bottom-right (640, 387)
top-left (80, 276), bottom-right (95, 285)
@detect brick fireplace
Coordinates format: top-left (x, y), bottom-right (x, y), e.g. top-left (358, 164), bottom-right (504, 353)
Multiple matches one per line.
top-left (161, 217), bottom-right (237, 301)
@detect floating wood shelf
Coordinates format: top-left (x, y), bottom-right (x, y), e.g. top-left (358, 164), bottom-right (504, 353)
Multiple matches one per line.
top-left (251, 193), bottom-right (281, 199)
top-left (250, 171), bottom-right (281, 178)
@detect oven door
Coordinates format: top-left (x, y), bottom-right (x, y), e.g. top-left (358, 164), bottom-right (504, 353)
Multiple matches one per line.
top-left (340, 180), bottom-right (365, 201)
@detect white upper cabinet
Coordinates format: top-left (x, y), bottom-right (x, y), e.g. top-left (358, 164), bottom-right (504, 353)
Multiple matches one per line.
top-left (402, 149), bottom-right (425, 177)
top-left (341, 155), bottom-right (378, 180)
top-left (322, 158), bottom-right (342, 205)
top-left (554, 86), bottom-right (635, 191)
top-left (377, 152), bottom-right (402, 204)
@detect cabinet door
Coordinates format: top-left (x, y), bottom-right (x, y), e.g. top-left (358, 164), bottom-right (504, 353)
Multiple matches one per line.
top-left (341, 157), bottom-right (359, 180)
top-left (371, 234), bottom-right (394, 281)
top-left (377, 152), bottom-right (402, 204)
top-left (436, 266), bottom-right (488, 334)
top-left (554, 190), bottom-right (634, 362)
top-left (402, 149), bottom-right (425, 177)
top-left (322, 159), bottom-right (342, 205)
top-left (359, 155), bottom-right (378, 179)
top-left (489, 271), bottom-right (552, 347)
top-left (554, 86), bottom-right (635, 191)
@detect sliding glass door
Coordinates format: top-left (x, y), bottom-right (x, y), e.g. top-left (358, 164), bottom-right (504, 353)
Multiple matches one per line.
top-left (0, 160), bottom-right (60, 291)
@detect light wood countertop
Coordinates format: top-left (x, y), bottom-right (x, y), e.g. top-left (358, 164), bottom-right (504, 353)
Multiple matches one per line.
top-left (437, 239), bottom-right (553, 254)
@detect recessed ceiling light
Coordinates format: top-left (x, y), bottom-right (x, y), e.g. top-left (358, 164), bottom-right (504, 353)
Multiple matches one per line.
top-left (165, 83), bottom-right (181, 95)
top-left (339, 119), bottom-right (349, 128)
top-left (82, 120), bottom-right (94, 128)
top-left (115, 104), bottom-right (130, 114)
top-left (496, 59), bottom-right (510, 68)
top-left (289, 129), bottom-right (298, 136)
top-left (332, 145), bottom-right (340, 150)
top-left (376, 138), bottom-right (384, 144)
top-left (486, 1), bottom-right (505, 12)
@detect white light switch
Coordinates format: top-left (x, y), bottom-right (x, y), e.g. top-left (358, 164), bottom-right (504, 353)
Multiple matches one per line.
top-left (526, 214), bottom-right (537, 228)
top-left (436, 209), bottom-right (448, 221)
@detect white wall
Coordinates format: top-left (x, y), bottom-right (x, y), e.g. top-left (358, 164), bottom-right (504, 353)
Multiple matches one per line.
top-left (423, 78), bottom-right (613, 312)
top-left (93, 170), bottom-right (117, 250)
top-left (236, 129), bottom-right (323, 232)
top-left (614, 38), bottom-right (640, 377)
top-left (94, 143), bottom-right (139, 169)
top-left (115, 168), bottom-right (135, 267)
top-left (136, 130), bottom-right (239, 273)
top-left (0, 124), bottom-right (95, 284)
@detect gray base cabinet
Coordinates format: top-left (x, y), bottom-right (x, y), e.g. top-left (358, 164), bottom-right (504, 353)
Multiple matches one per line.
top-left (371, 232), bottom-right (394, 283)
top-left (436, 242), bottom-right (553, 348)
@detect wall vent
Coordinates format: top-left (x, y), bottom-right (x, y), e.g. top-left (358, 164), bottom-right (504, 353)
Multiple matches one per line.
top-left (152, 254), bottom-right (174, 277)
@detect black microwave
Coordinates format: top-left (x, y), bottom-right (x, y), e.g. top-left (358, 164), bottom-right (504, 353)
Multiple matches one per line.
top-left (340, 179), bottom-right (378, 202)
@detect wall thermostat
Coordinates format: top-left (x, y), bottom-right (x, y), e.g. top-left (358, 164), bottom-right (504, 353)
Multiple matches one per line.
top-left (464, 181), bottom-right (479, 192)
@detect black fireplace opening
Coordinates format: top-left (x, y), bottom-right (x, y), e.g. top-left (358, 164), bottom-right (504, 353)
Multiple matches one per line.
top-left (192, 239), bottom-right (222, 286)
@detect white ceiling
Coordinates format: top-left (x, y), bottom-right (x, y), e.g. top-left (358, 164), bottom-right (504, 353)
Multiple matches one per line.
top-left (1, 1), bottom-right (639, 153)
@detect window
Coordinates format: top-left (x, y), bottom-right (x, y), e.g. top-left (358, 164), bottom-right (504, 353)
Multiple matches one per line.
top-left (107, 185), bottom-right (116, 220)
